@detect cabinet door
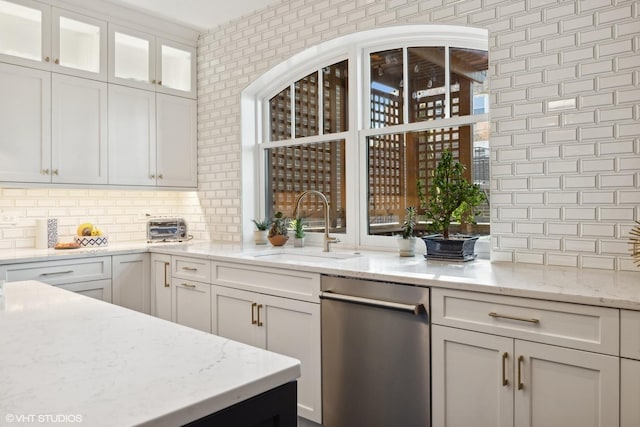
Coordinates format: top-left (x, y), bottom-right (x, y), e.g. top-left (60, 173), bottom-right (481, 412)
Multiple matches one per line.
top-left (261, 293), bottom-right (321, 424)
top-left (432, 325), bottom-right (514, 427)
top-left (51, 8), bottom-right (106, 80)
top-left (621, 358), bottom-right (640, 427)
top-left (156, 38), bottom-right (196, 98)
top-left (51, 73), bottom-right (108, 184)
top-left (156, 94), bottom-right (197, 188)
top-left (0, 62), bottom-right (51, 183)
top-left (172, 280), bottom-right (211, 333)
top-left (0, 0), bottom-right (51, 70)
top-left (57, 279), bottom-right (112, 303)
top-left (108, 24), bottom-right (156, 91)
top-left (108, 85), bottom-right (156, 185)
top-left (112, 254), bottom-right (150, 314)
top-left (150, 254), bottom-right (172, 321)
top-left (514, 340), bottom-right (619, 427)
top-left (211, 286), bottom-right (263, 348)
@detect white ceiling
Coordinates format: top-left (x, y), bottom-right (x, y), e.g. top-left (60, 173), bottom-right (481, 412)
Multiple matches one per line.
top-left (109, 0), bottom-right (281, 31)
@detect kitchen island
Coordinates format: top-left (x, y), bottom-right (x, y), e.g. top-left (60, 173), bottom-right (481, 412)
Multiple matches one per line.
top-left (0, 280), bottom-right (300, 427)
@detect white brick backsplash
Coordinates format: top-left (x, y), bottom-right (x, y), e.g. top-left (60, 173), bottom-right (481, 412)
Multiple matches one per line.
top-left (186, 0), bottom-right (640, 270)
top-left (600, 240), bottom-right (630, 255)
top-left (501, 236), bottom-right (529, 249)
top-left (564, 238), bottom-right (596, 253)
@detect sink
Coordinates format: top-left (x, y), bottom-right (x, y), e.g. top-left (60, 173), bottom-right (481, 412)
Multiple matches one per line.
top-left (249, 250), bottom-right (359, 263)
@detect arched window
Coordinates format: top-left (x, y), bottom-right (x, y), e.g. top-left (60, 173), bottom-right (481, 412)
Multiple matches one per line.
top-left (242, 25), bottom-right (488, 249)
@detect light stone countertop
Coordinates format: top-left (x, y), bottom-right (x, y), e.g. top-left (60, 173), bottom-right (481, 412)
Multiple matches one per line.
top-left (1, 241), bottom-right (639, 310)
top-left (0, 280), bottom-right (300, 427)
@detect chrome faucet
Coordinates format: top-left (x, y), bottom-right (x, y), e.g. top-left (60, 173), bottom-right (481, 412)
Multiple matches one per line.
top-left (292, 190), bottom-right (340, 252)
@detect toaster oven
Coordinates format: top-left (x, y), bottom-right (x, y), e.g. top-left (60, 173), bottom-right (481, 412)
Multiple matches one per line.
top-left (147, 218), bottom-right (188, 242)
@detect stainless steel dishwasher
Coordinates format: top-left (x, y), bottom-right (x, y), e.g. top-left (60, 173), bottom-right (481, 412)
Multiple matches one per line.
top-left (321, 275), bottom-right (430, 427)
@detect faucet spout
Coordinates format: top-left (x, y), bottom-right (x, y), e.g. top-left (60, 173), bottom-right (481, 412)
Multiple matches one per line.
top-left (292, 190), bottom-right (339, 252)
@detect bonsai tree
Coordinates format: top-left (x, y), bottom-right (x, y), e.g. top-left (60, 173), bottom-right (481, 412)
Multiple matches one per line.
top-left (418, 150), bottom-right (486, 239)
top-left (251, 218), bottom-right (270, 231)
top-left (268, 211), bottom-right (289, 237)
top-left (401, 206), bottom-right (417, 239)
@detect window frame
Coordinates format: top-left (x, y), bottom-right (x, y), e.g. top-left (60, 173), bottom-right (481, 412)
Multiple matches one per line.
top-left (241, 25), bottom-right (488, 249)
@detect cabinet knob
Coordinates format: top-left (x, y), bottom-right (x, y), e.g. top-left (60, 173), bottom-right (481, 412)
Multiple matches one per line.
top-left (150, 174), bottom-right (155, 179)
top-left (151, 79), bottom-right (156, 84)
top-left (54, 58), bottom-right (59, 65)
top-left (52, 169), bottom-right (59, 176)
top-left (158, 174), bottom-right (163, 179)
top-left (157, 80), bottom-right (162, 86)
top-left (41, 169), bottom-right (49, 175)
top-left (44, 56), bottom-right (50, 62)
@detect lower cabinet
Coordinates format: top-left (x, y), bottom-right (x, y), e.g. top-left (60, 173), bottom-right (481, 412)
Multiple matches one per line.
top-left (621, 309), bottom-right (640, 427)
top-left (0, 257), bottom-right (112, 303)
top-left (172, 279), bottom-right (211, 333)
top-left (150, 253), bottom-right (172, 321)
top-left (431, 288), bottom-right (620, 427)
top-left (432, 325), bottom-right (619, 427)
top-left (112, 254), bottom-right (150, 314)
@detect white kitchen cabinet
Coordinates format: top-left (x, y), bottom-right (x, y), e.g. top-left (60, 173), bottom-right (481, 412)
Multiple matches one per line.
top-left (156, 93), bottom-right (197, 187)
top-left (112, 253), bottom-right (150, 314)
top-left (50, 7), bottom-right (107, 80)
top-left (431, 289), bottom-right (620, 427)
top-left (0, 1), bottom-right (106, 80)
top-left (52, 73), bottom-right (108, 184)
top-left (108, 84), bottom-right (156, 186)
top-left (621, 309), bottom-right (640, 427)
top-left (0, 0), bottom-right (51, 70)
top-left (108, 86), bottom-right (196, 188)
top-left (150, 253), bottom-right (172, 321)
top-left (172, 279), bottom-right (211, 333)
top-left (108, 24), bottom-right (196, 99)
top-left (0, 62), bottom-right (51, 183)
top-left (211, 261), bottom-right (322, 423)
top-left (0, 256), bottom-right (112, 302)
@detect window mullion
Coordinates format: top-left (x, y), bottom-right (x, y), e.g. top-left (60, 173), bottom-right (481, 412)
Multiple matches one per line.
top-left (402, 47), bottom-right (409, 125)
top-left (290, 82), bottom-right (296, 139)
top-left (318, 67), bottom-right (324, 136)
top-left (444, 46), bottom-right (450, 119)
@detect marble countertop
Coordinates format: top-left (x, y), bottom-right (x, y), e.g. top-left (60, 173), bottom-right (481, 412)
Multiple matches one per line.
top-left (1, 241), bottom-right (639, 310)
top-left (0, 280), bottom-right (300, 427)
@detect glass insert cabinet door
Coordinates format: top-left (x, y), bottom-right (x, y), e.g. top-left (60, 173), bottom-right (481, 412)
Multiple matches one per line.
top-left (0, 0), bottom-right (51, 69)
top-left (52, 8), bottom-right (107, 79)
top-left (157, 38), bottom-right (196, 98)
top-left (109, 25), bottom-right (156, 90)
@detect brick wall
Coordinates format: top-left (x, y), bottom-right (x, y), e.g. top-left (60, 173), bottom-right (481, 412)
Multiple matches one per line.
top-left (0, 188), bottom-right (207, 248)
top-left (198, 0), bottom-right (639, 270)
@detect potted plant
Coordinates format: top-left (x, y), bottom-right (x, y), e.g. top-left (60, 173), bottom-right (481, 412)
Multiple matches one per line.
top-left (419, 150), bottom-right (486, 261)
top-left (267, 211), bottom-right (289, 246)
top-left (251, 218), bottom-right (270, 245)
top-left (291, 218), bottom-right (305, 248)
top-left (397, 206), bottom-right (418, 257)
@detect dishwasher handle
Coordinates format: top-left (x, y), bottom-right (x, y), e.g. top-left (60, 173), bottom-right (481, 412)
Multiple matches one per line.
top-left (320, 291), bottom-right (425, 315)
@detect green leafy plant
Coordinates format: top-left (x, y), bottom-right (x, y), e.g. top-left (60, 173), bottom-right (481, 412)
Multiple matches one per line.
top-left (268, 211), bottom-right (289, 237)
top-left (418, 150), bottom-right (486, 239)
top-left (291, 218), bottom-right (305, 239)
top-left (251, 218), bottom-right (271, 231)
top-left (401, 206), bottom-right (417, 239)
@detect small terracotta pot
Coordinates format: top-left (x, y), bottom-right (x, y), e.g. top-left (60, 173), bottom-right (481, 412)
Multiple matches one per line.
top-left (268, 235), bottom-right (289, 247)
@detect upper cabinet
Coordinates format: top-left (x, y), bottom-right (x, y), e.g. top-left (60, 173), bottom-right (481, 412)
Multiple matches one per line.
top-left (109, 25), bottom-right (196, 99)
top-left (0, 0), bottom-right (107, 79)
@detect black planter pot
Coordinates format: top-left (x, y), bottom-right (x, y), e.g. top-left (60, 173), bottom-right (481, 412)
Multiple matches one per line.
top-left (422, 234), bottom-right (479, 262)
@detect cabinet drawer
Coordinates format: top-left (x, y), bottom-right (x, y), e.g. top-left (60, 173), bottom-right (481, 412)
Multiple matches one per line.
top-left (213, 261), bottom-right (320, 303)
top-left (621, 310), bottom-right (640, 360)
top-left (0, 257), bottom-right (112, 285)
top-left (431, 288), bottom-right (619, 355)
top-left (172, 256), bottom-right (212, 283)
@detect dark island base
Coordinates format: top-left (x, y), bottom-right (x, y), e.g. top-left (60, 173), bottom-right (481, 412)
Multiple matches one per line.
top-left (185, 381), bottom-right (297, 427)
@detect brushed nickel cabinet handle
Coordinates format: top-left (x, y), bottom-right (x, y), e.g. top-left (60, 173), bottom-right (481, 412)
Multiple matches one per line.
top-left (163, 262), bottom-right (170, 287)
top-left (157, 174), bottom-right (163, 179)
top-left (44, 56), bottom-right (50, 62)
top-left (52, 169), bottom-right (59, 176)
top-left (517, 355), bottom-right (524, 390)
top-left (502, 352), bottom-right (509, 386)
top-left (157, 80), bottom-right (162, 85)
top-left (489, 312), bottom-right (539, 324)
top-left (181, 282), bottom-right (196, 288)
top-left (257, 304), bottom-right (263, 326)
top-left (40, 270), bottom-right (73, 276)
top-left (150, 174), bottom-right (155, 179)
top-left (42, 169), bottom-right (49, 175)
top-left (54, 58), bottom-right (59, 64)
top-left (251, 302), bottom-right (257, 325)
top-left (181, 266), bottom-right (197, 271)
top-left (151, 79), bottom-right (156, 84)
